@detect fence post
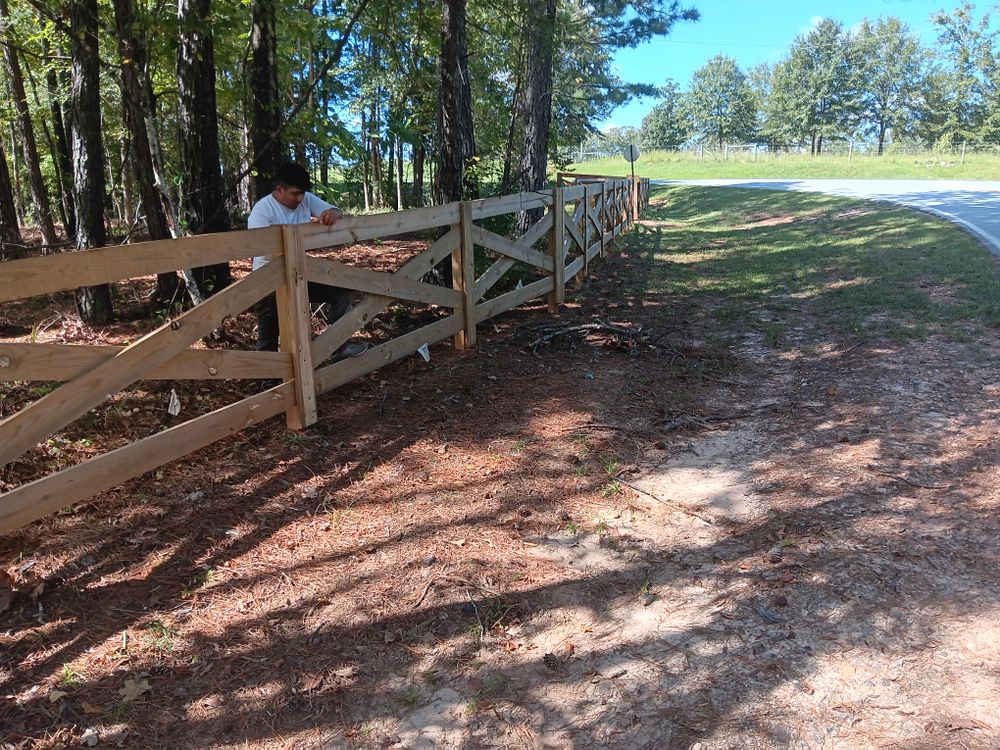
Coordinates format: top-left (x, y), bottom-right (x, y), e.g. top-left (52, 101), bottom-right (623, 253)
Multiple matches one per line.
top-left (453, 201), bottom-right (476, 350)
top-left (632, 175), bottom-right (639, 223)
top-left (277, 225), bottom-right (317, 430)
top-left (583, 183), bottom-right (593, 280)
top-left (548, 186), bottom-right (565, 312)
top-left (600, 182), bottom-right (607, 257)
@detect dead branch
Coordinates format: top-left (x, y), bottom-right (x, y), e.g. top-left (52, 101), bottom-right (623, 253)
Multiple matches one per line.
top-left (867, 466), bottom-right (951, 490)
top-left (617, 479), bottom-right (717, 526)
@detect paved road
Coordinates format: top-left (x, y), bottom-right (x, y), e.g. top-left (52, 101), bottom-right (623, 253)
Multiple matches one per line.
top-left (656, 178), bottom-right (1000, 257)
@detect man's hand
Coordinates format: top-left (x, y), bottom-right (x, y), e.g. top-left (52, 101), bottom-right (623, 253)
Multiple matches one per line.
top-left (317, 207), bottom-right (344, 226)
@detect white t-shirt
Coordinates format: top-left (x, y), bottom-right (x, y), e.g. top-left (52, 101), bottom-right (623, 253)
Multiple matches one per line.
top-left (249, 191), bottom-right (339, 270)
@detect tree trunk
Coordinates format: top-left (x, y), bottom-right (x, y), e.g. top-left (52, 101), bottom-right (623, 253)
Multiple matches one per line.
top-left (435, 0), bottom-right (474, 206)
top-left (7, 124), bottom-right (23, 222)
top-left (0, 0), bottom-right (58, 248)
top-left (361, 111), bottom-right (371, 210)
top-left (0, 139), bottom-right (23, 258)
top-left (371, 135), bottom-right (384, 208)
top-left (42, 33), bottom-right (75, 237)
top-left (70, 0), bottom-right (114, 324)
top-left (396, 135), bottom-right (404, 210)
top-left (500, 64), bottom-right (523, 194)
top-left (516, 0), bottom-right (555, 233)
top-left (432, 0), bottom-right (475, 286)
top-left (249, 0), bottom-right (282, 202)
top-left (112, 0), bottom-right (178, 302)
top-left (385, 136), bottom-right (394, 208)
top-left (178, 0), bottom-right (231, 295)
top-left (411, 138), bottom-right (424, 207)
top-left (877, 122), bottom-right (887, 155)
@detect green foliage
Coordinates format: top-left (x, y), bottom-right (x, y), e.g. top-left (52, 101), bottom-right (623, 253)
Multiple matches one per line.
top-left (927, 2), bottom-right (999, 145)
top-left (763, 20), bottom-right (860, 151)
top-left (687, 55), bottom-right (758, 148)
top-left (854, 18), bottom-right (925, 151)
top-left (639, 80), bottom-right (691, 150)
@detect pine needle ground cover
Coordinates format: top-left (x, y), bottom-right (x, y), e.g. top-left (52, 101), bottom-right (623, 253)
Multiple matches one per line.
top-left (2, 189), bottom-right (999, 748)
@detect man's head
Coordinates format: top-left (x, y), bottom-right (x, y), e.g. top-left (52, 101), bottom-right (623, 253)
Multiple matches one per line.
top-left (273, 162), bottom-right (312, 209)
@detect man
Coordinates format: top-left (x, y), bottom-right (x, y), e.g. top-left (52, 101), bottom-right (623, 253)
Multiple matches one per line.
top-left (248, 162), bottom-right (368, 360)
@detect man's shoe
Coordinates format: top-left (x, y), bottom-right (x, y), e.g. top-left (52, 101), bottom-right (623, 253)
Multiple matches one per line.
top-left (330, 341), bottom-right (369, 362)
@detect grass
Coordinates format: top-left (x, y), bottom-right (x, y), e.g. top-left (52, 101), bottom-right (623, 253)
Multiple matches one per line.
top-left (569, 149), bottom-right (1000, 181)
top-left (630, 185), bottom-right (1000, 342)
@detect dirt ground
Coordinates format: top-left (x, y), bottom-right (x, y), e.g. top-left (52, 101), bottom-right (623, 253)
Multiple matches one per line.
top-left (1, 224), bottom-right (999, 749)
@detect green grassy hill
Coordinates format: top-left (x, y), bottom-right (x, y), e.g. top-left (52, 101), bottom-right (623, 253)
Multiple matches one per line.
top-left (567, 149), bottom-right (1000, 181)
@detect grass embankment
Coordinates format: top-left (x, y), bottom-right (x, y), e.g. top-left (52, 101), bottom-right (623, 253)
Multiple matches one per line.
top-left (570, 150), bottom-right (1000, 181)
top-left (631, 185), bottom-right (1000, 343)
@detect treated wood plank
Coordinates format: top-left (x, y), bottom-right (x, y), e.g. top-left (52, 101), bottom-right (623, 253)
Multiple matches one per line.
top-left (474, 276), bottom-right (554, 324)
top-left (470, 225), bottom-right (554, 272)
top-left (314, 314), bottom-right (464, 395)
top-left (518, 211), bottom-right (554, 248)
top-left (469, 191), bottom-right (552, 220)
top-left (600, 190), bottom-right (609, 255)
top-left (454, 201), bottom-right (477, 349)
top-left (473, 258), bottom-right (516, 301)
top-left (565, 254), bottom-right (585, 280)
top-left (0, 227), bottom-right (283, 303)
top-left (307, 257), bottom-right (463, 308)
top-left (564, 213), bottom-right (585, 253)
top-left (549, 188), bottom-right (566, 310)
top-left (557, 172), bottom-right (627, 182)
top-left (583, 185), bottom-right (597, 277)
top-left (587, 202), bottom-right (602, 236)
top-left (586, 240), bottom-right (602, 263)
top-left (0, 383), bottom-right (293, 534)
top-left (310, 228), bottom-right (460, 364)
top-left (278, 226), bottom-right (317, 430)
top-left (0, 261), bottom-right (283, 468)
top-left (300, 203), bottom-right (461, 251)
top-left (0, 343), bottom-right (292, 381)
top-left (562, 184), bottom-right (585, 201)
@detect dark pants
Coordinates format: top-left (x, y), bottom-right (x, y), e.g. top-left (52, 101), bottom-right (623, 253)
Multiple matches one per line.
top-left (255, 282), bottom-right (351, 352)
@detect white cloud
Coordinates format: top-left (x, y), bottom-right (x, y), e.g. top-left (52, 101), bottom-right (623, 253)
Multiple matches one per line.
top-left (799, 15), bottom-right (823, 34)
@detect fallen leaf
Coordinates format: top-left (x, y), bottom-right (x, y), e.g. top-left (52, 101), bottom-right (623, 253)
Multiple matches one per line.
top-left (48, 690), bottom-right (68, 703)
top-left (333, 667), bottom-right (356, 679)
top-left (118, 677), bottom-right (151, 702)
top-left (447, 539), bottom-right (466, 547)
top-left (81, 727), bottom-right (99, 747)
top-left (300, 673), bottom-right (323, 692)
top-left (82, 701), bottom-right (102, 715)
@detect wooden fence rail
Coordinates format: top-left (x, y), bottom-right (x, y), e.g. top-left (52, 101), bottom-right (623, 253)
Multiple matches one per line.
top-left (0, 176), bottom-right (650, 534)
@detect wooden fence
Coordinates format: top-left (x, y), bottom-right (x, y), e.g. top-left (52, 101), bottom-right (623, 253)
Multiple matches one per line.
top-left (0, 176), bottom-right (650, 534)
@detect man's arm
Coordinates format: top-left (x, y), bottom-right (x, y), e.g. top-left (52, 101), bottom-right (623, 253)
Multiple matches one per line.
top-left (305, 192), bottom-right (344, 226)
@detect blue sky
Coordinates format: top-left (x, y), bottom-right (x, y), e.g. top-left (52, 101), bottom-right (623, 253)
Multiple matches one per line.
top-left (601, 0), bottom-right (969, 129)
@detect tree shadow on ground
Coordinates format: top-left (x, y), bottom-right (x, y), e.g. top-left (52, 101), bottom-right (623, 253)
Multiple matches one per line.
top-left (3, 191), bottom-right (1000, 747)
